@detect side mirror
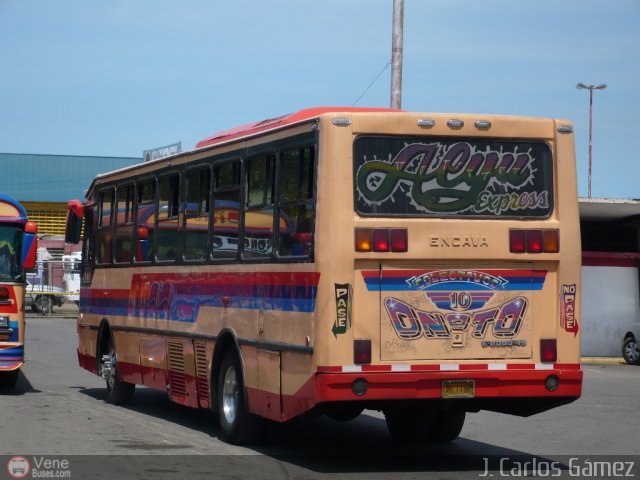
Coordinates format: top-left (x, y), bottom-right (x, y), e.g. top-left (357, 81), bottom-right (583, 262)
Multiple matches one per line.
top-left (65, 200), bottom-right (84, 244)
top-left (22, 221), bottom-right (38, 270)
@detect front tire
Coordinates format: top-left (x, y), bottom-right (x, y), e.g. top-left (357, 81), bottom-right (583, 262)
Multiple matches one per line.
top-left (217, 351), bottom-right (265, 445)
top-left (622, 336), bottom-right (640, 365)
top-left (103, 334), bottom-right (135, 405)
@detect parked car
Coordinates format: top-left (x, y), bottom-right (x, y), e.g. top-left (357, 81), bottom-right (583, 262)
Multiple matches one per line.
top-left (622, 323), bottom-right (640, 365)
top-left (25, 280), bottom-right (67, 314)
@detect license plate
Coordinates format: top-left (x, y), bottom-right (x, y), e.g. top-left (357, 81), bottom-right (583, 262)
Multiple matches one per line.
top-left (442, 379), bottom-right (475, 398)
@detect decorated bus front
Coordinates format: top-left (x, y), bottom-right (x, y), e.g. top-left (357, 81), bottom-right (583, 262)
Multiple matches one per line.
top-left (0, 194), bottom-right (37, 388)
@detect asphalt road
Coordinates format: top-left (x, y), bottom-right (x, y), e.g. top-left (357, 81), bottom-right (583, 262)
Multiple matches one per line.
top-left (0, 316), bottom-right (638, 479)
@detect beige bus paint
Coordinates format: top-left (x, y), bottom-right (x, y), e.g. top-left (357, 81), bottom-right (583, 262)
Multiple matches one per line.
top-left (309, 111), bottom-right (580, 368)
top-left (76, 109), bottom-right (581, 422)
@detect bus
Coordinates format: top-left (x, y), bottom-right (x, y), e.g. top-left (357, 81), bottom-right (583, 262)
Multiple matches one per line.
top-left (0, 194), bottom-right (38, 388)
top-left (65, 107), bottom-right (583, 444)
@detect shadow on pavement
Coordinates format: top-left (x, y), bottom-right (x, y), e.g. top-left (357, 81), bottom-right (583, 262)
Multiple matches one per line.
top-left (0, 370), bottom-right (41, 395)
top-left (76, 385), bottom-right (552, 476)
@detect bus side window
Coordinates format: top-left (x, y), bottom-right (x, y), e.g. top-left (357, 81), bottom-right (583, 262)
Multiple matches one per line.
top-left (81, 205), bottom-right (95, 285)
top-left (244, 153), bottom-right (275, 259)
top-left (212, 160), bottom-right (241, 260)
top-left (96, 188), bottom-right (114, 265)
top-left (184, 166), bottom-right (211, 262)
top-left (156, 173), bottom-right (180, 262)
top-left (114, 184), bottom-right (134, 263)
top-left (135, 179), bottom-right (156, 263)
top-left (278, 146), bottom-right (315, 258)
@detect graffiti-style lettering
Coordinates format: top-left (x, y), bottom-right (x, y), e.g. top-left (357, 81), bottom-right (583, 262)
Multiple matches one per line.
top-left (356, 142), bottom-right (541, 214)
top-left (386, 296), bottom-right (527, 341)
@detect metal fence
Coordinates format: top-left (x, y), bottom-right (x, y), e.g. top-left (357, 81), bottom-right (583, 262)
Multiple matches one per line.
top-left (26, 260), bottom-right (80, 315)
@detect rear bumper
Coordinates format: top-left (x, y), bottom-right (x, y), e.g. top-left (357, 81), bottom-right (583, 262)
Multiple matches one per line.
top-left (315, 363), bottom-right (582, 403)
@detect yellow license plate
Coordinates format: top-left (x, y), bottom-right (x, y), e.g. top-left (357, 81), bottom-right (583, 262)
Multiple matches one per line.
top-left (442, 379), bottom-right (475, 398)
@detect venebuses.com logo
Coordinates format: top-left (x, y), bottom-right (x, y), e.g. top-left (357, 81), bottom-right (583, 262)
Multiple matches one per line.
top-left (7, 456), bottom-right (30, 479)
top-left (6, 456), bottom-right (71, 478)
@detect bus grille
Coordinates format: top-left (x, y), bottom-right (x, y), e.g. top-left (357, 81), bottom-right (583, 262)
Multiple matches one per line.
top-left (194, 341), bottom-right (209, 405)
top-left (167, 342), bottom-right (187, 398)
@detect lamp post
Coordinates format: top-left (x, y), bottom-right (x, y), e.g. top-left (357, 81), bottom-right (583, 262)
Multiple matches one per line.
top-left (576, 82), bottom-right (607, 197)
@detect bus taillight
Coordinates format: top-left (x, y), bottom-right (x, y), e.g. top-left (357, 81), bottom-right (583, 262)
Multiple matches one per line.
top-left (540, 339), bottom-right (558, 362)
top-left (355, 228), bottom-right (407, 253)
top-left (509, 229), bottom-right (559, 254)
top-left (0, 287), bottom-right (9, 301)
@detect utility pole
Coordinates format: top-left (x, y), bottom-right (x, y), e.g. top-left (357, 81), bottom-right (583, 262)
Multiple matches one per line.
top-left (576, 82), bottom-right (607, 198)
top-left (390, 0), bottom-right (404, 109)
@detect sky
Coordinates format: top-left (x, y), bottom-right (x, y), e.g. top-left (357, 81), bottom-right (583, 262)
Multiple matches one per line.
top-left (1, 0), bottom-right (639, 199)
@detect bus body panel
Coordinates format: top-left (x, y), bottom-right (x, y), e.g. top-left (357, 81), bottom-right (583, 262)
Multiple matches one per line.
top-left (72, 108), bottom-right (581, 429)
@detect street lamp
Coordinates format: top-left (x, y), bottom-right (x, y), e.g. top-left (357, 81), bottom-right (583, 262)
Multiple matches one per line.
top-left (576, 82), bottom-right (607, 197)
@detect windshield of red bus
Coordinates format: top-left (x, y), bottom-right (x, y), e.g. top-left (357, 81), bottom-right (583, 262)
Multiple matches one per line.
top-left (0, 225), bottom-right (24, 282)
top-left (354, 136), bottom-right (553, 218)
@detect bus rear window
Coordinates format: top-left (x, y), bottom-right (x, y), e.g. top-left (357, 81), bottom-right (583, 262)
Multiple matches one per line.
top-left (354, 136), bottom-right (553, 218)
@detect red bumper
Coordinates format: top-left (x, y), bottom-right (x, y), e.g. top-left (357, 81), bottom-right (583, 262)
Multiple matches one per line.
top-left (315, 363), bottom-right (583, 402)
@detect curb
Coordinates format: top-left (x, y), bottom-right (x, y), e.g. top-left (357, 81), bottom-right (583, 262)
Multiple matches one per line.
top-left (581, 357), bottom-right (625, 365)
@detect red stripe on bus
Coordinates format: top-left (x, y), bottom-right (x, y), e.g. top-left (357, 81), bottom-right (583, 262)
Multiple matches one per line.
top-left (582, 251), bottom-right (640, 268)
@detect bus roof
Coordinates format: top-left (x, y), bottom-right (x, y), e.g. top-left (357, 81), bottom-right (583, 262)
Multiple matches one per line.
top-left (195, 106), bottom-right (400, 149)
top-left (0, 193), bottom-right (27, 222)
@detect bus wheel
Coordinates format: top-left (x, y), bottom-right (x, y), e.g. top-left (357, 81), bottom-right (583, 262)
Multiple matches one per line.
top-left (35, 296), bottom-right (53, 315)
top-left (103, 335), bottom-right (135, 405)
top-left (0, 369), bottom-right (19, 389)
top-left (217, 351), bottom-right (265, 445)
top-left (427, 410), bottom-right (466, 443)
top-left (325, 404), bottom-right (365, 422)
top-left (384, 405), bottom-right (434, 443)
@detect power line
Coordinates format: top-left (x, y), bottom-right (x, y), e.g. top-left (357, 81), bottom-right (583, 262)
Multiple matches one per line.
top-left (352, 61), bottom-right (391, 106)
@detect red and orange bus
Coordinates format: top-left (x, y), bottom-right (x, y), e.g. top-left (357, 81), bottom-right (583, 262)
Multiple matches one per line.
top-left (66, 107), bottom-right (582, 444)
top-left (0, 194), bottom-right (38, 388)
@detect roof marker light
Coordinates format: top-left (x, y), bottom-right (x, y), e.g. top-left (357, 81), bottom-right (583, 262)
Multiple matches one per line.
top-left (332, 117), bottom-right (352, 127)
top-left (475, 120), bottom-right (492, 129)
top-left (417, 118), bottom-right (436, 128)
top-left (557, 125), bottom-right (573, 133)
top-left (447, 119), bottom-right (464, 129)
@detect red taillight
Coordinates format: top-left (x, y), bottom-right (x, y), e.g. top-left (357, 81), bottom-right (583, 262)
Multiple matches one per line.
top-left (390, 228), bottom-right (408, 252)
top-left (372, 229), bottom-right (390, 252)
top-left (540, 339), bottom-right (557, 362)
top-left (354, 339), bottom-right (372, 364)
top-left (355, 228), bottom-right (408, 253)
top-left (510, 229), bottom-right (559, 254)
top-left (526, 230), bottom-right (543, 253)
top-left (0, 287), bottom-right (9, 301)
top-left (509, 230), bottom-right (526, 253)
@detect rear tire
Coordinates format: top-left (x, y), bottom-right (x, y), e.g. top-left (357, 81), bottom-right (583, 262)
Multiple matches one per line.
top-left (428, 410), bottom-right (466, 443)
top-left (384, 405), bottom-right (465, 443)
top-left (217, 351), bottom-right (265, 445)
top-left (0, 369), bottom-right (19, 389)
top-left (384, 405), bottom-right (434, 443)
top-left (103, 333), bottom-right (135, 405)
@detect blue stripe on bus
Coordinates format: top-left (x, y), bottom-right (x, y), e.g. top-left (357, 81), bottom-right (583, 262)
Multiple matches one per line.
top-left (80, 287), bottom-right (319, 322)
top-left (364, 276), bottom-right (546, 292)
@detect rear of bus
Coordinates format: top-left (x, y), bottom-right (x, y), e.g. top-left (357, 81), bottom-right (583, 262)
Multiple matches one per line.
top-left (312, 111), bottom-right (582, 442)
